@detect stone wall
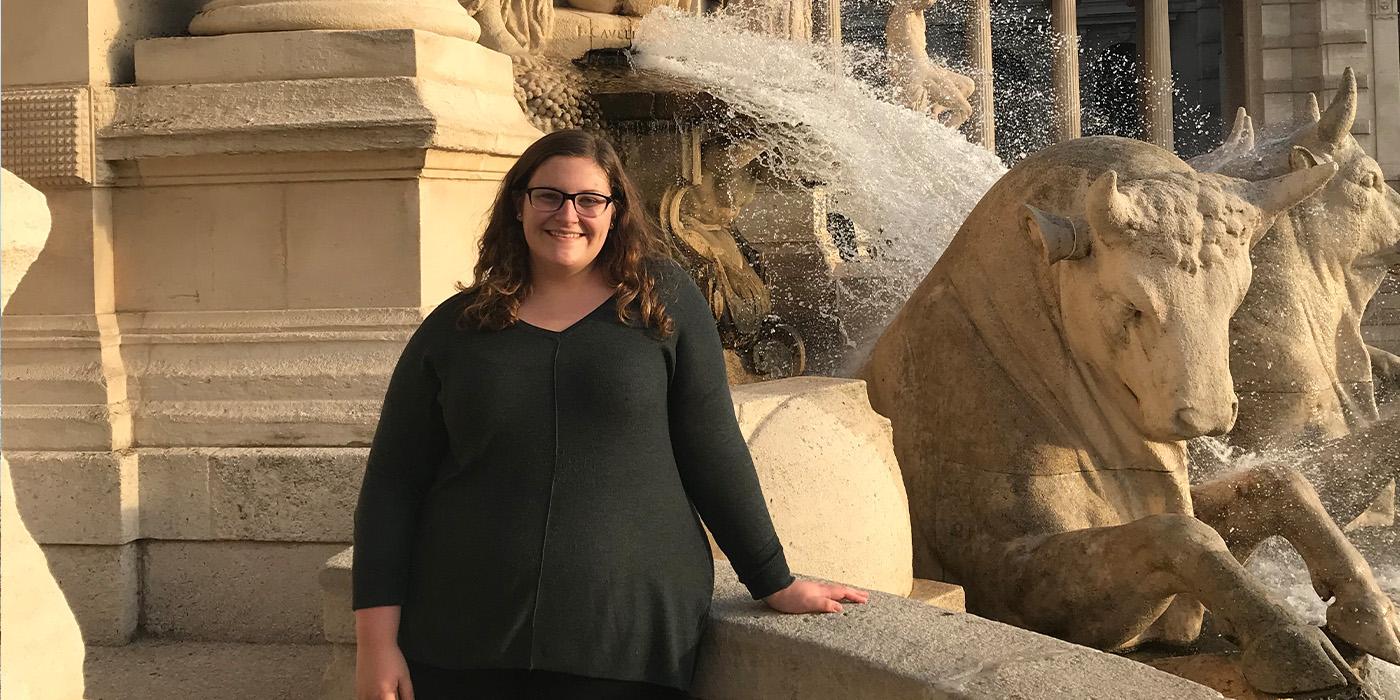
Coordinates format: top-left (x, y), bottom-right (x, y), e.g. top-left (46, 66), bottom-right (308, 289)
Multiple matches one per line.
top-left (1, 0), bottom-right (540, 646)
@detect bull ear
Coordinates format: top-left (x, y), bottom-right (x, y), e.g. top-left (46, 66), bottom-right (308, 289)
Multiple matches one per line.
top-left (1238, 161), bottom-right (1339, 244)
top-left (1025, 205), bottom-right (1089, 263)
top-left (1305, 93), bottom-right (1321, 121)
top-left (1085, 170), bottom-right (1132, 239)
top-left (1288, 145), bottom-right (1323, 171)
top-left (1315, 67), bottom-right (1357, 148)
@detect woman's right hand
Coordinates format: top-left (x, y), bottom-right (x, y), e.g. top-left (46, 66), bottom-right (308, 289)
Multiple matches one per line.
top-left (356, 641), bottom-right (414, 700)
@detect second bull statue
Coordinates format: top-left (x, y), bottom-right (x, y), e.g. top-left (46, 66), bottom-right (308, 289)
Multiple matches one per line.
top-left (862, 135), bottom-right (1399, 696)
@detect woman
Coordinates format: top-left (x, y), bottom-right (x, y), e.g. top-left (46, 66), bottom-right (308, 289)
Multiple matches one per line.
top-left (353, 130), bottom-right (867, 700)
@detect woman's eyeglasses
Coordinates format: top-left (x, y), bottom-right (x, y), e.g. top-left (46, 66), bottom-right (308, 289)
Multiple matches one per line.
top-left (524, 187), bottom-right (616, 218)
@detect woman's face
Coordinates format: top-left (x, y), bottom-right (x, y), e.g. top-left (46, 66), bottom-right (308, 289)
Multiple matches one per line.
top-left (519, 155), bottom-right (615, 277)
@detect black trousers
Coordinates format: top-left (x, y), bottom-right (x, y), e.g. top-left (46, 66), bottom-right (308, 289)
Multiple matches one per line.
top-left (406, 659), bottom-right (691, 700)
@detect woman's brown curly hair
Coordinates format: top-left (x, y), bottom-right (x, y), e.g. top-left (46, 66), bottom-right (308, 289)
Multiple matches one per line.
top-left (459, 130), bottom-right (674, 337)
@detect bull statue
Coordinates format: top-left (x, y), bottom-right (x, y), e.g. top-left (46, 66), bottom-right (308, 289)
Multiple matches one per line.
top-left (1192, 68), bottom-right (1400, 453)
top-left (863, 135), bottom-right (1399, 696)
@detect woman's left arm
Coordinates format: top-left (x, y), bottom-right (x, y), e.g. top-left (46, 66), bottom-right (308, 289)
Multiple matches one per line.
top-left (664, 269), bottom-right (867, 613)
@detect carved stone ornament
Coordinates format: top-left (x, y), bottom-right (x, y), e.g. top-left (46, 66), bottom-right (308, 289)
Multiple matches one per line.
top-left (0, 87), bottom-right (93, 187)
top-left (1375, 0), bottom-right (1397, 18)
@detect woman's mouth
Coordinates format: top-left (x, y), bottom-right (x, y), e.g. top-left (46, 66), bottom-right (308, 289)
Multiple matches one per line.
top-left (547, 230), bottom-right (585, 240)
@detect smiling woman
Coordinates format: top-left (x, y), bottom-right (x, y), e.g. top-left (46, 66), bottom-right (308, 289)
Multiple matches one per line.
top-left (350, 130), bottom-right (867, 700)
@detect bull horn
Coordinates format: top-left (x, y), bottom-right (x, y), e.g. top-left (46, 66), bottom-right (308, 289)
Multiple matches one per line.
top-left (1315, 67), bottom-right (1357, 147)
top-left (1025, 205), bottom-right (1089, 263)
top-left (1305, 93), bottom-right (1321, 121)
top-left (1085, 171), bottom-right (1133, 241)
top-left (1238, 161), bottom-right (1339, 244)
top-left (1224, 107), bottom-right (1255, 152)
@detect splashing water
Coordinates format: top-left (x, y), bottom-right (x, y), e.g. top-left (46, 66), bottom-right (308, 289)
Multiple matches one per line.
top-left (631, 8), bottom-right (1006, 347)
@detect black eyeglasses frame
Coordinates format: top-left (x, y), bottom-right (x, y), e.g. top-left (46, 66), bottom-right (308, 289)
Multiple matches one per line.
top-left (521, 187), bottom-right (619, 217)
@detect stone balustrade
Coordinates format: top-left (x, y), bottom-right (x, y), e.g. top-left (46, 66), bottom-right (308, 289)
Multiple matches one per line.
top-left (318, 551), bottom-right (1221, 699)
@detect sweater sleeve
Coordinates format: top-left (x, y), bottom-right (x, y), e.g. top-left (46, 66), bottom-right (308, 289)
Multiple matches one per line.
top-left (663, 264), bottom-right (795, 600)
top-left (351, 308), bottom-right (452, 610)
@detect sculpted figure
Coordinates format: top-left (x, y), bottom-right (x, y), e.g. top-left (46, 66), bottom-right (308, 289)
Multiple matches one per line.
top-left (886, 0), bottom-right (974, 128)
top-left (1190, 69), bottom-right (1400, 451)
top-left (661, 138), bottom-right (772, 344)
top-left (864, 135), bottom-right (1400, 695)
top-left (461, 0), bottom-right (552, 55)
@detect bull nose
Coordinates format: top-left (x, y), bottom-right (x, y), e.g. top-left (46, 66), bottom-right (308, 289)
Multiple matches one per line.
top-left (1173, 407), bottom-right (1233, 437)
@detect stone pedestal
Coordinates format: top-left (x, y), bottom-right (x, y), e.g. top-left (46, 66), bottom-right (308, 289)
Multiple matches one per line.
top-left (3, 18), bottom-right (540, 646)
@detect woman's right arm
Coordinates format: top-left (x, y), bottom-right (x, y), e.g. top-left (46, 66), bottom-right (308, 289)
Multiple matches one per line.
top-left (356, 606), bottom-right (412, 700)
top-left (352, 312), bottom-right (453, 700)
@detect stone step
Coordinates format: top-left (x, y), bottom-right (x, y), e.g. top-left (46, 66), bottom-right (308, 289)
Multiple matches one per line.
top-left (83, 639), bottom-right (330, 700)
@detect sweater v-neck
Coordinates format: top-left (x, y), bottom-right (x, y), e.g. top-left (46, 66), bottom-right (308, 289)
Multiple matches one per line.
top-left (515, 294), bottom-right (616, 337)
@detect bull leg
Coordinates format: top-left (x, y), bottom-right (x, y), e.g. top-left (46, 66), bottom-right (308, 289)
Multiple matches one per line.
top-left (1010, 514), bottom-right (1349, 696)
top-left (1192, 467), bottom-right (1400, 663)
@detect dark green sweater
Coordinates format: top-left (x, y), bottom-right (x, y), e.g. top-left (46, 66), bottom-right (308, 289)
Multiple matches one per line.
top-left (352, 258), bottom-right (794, 691)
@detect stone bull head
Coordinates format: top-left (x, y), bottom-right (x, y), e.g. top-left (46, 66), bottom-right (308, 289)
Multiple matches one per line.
top-left (1026, 163), bottom-right (1337, 443)
top-left (1193, 68), bottom-right (1400, 449)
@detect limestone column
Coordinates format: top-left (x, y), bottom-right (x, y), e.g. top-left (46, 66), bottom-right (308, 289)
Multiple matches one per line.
top-left (1138, 0), bottom-right (1174, 150)
top-left (1371, 0), bottom-right (1399, 185)
top-left (189, 0), bottom-right (481, 41)
top-left (1049, 0), bottom-right (1080, 141)
top-left (964, 0), bottom-right (995, 151)
top-left (828, 0), bottom-right (843, 71)
top-left (1219, 0), bottom-right (1246, 135)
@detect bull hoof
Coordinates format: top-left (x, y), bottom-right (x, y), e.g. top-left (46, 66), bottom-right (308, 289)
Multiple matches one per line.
top-left (1241, 624), bottom-right (1349, 695)
top-left (1326, 592), bottom-right (1400, 665)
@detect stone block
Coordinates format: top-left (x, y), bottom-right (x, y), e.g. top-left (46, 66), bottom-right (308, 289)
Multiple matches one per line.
top-left (322, 644), bottom-right (356, 700)
top-left (1260, 4), bottom-right (1292, 37)
top-left (908, 578), bottom-right (965, 612)
top-left (284, 179), bottom-right (421, 308)
top-left (138, 447), bottom-right (366, 542)
top-left (5, 450), bottom-right (138, 545)
top-left (546, 9), bottom-right (598, 59)
top-left (138, 449), bottom-right (215, 541)
top-left (544, 10), bottom-right (642, 59)
top-left (730, 377), bottom-right (913, 596)
top-left (1261, 47), bottom-right (1294, 81)
top-left (320, 548), bottom-right (355, 645)
top-left (42, 542), bottom-right (139, 645)
top-left (135, 29), bottom-right (497, 87)
top-left (206, 449), bottom-right (364, 542)
top-left (144, 540), bottom-right (347, 643)
top-left (113, 183), bottom-right (290, 313)
top-left (419, 177), bottom-right (497, 307)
